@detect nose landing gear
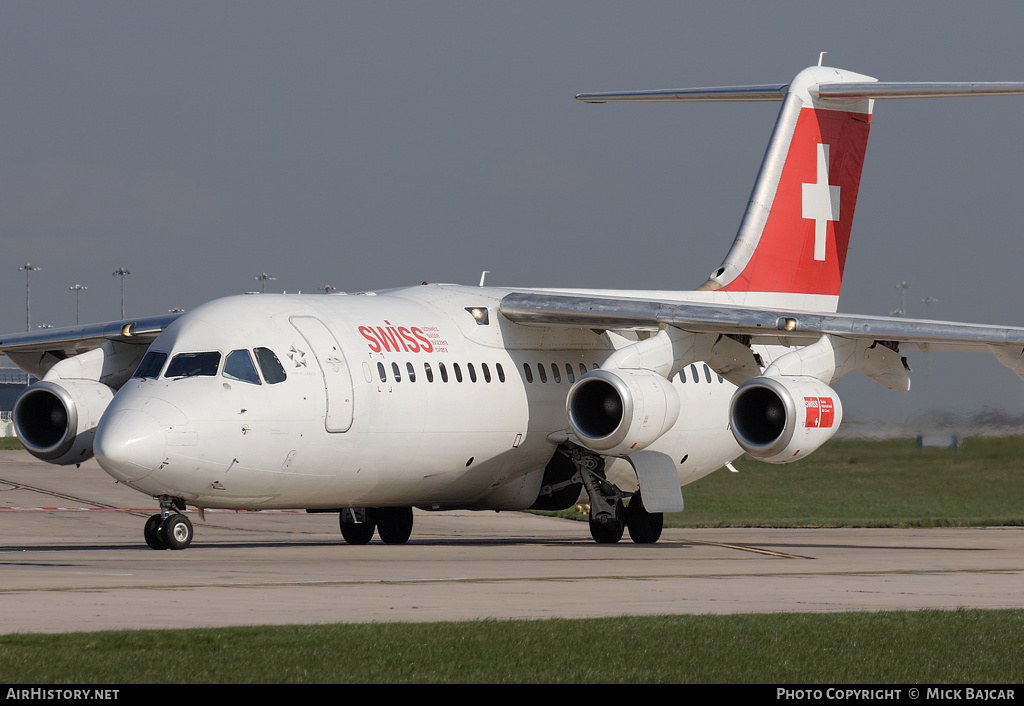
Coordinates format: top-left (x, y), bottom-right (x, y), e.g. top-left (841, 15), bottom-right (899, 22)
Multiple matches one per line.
top-left (143, 496), bottom-right (193, 550)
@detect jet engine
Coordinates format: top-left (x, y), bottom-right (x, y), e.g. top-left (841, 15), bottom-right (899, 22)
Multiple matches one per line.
top-left (566, 368), bottom-right (680, 456)
top-left (13, 380), bottom-right (115, 465)
top-left (729, 375), bottom-right (842, 463)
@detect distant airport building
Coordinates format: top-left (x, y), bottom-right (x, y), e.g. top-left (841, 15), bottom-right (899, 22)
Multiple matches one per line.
top-left (0, 355), bottom-right (29, 436)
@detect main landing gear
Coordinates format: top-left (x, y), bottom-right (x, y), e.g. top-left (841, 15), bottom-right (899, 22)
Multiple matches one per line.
top-left (144, 496), bottom-right (194, 550)
top-left (339, 506), bottom-right (414, 545)
top-left (561, 445), bottom-right (664, 545)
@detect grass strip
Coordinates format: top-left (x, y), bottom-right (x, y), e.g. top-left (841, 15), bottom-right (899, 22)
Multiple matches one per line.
top-left (1, 609), bottom-right (1022, 683)
top-left (672, 437), bottom-right (1024, 527)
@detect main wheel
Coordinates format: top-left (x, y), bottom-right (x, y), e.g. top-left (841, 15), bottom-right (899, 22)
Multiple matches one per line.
top-left (624, 491), bottom-right (663, 544)
top-left (339, 509), bottom-right (376, 545)
top-left (159, 514), bottom-right (193, 550)
top-left (144, 513), bottom-right (168, 550)
top-left (375, 507), bottom-right (414, 544)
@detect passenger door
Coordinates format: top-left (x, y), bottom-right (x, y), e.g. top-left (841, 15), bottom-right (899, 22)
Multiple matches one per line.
top-left (290, 316), bottom-right (354, 433)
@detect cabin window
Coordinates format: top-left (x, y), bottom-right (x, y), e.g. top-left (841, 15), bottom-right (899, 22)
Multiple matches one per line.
top-left (690, 364), bottom-right (699, 382)
top-left (679, 368), bottom-right (687, 383)
top-left (224, 349), bottom-right (261, 385)
top-left (392, 362), bottom-right (402, 382)
top-left (255, 348), bottom-right (288, 384)
top-left (551, 363), bottom-right (561, 383)
top-left (482, 363), bottom-right (491, 383)
top-left (468, 362), bottom-right (477, 383)
top-left (134, 351), bottom-right (167, 379)
top-left (439, 362), bottom-right (449, 383)
top-left (565, 364), bottom-right (575, 383)
top-left (496, 363), bottom-right (505, 383)
top-left (165, 351), bottom-right (221, 378)
top-left (523, 363), bottom-right (533, 383)
top-left (704, 364), bottom-right (712, 383)
top-left (377, 362), bottom-right (387, 382)
top-left (580, 363), bottom-right (588, 376)
top-left (424, 362), bottom-right (434, 382)
top-left (537, 364), bottom-right (547, 383)
top-left (406, 362), bottom-right (416, 383)
top-left (453, 363), bottom-right (463, 382)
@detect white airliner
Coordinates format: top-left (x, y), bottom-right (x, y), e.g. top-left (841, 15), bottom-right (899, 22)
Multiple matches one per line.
top-left (5, 63), bottom-right (1024, 550)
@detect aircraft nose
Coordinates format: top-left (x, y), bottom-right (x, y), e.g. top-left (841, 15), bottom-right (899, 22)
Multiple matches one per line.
top-left (94, 409), bottom-right (167, 482)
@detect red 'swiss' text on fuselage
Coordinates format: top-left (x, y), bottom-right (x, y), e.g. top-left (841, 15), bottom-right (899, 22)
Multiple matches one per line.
top-left (358, 321), bottom-right (440, 354)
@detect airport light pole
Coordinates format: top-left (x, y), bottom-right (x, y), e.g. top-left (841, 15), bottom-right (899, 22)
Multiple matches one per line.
top-left (69, 284), bottom-right (87, 325)
top-left (112, 268), bottom-right (131, 319)
top-left (18, 263), bottom-right (41, 331)
top-left (895, 281), bottom-right (910, 317)
top-left (255, 272), bottom-right (275, 294)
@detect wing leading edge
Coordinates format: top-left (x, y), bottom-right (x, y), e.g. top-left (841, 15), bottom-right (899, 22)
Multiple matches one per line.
top-left (498, 291), bottom-right (1024, 376)
top-left (0, 313), bottom-right (180, 380)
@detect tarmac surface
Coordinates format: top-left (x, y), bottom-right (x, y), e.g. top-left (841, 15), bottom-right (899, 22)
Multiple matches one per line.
top-left (2, 450), bottom-right (1023, 634)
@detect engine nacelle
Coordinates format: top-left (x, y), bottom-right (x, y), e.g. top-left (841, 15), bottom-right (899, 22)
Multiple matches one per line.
top-left (566, 368), bottom-right (680, 456)
top-left (729, 375), bottom-right (842, 464)
top-left (13, 380), bottom-right (115, 465)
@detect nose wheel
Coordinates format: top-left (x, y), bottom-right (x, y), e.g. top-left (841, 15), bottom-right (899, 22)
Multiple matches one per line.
top-left (144, 497), bottom-right (194, 550)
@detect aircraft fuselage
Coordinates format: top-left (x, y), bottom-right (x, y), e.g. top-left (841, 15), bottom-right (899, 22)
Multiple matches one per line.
top-left (94, 284), bottom-right (742, 513)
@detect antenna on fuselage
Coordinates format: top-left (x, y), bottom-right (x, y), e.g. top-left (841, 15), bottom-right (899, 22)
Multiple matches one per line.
top-left (818, 51), bottom-right (827, 66)
top-left (479, 270), bottom-right (490, 287)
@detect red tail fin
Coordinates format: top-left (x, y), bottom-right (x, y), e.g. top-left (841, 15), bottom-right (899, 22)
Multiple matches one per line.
top-left (704, 67), bottom-right (876, 310)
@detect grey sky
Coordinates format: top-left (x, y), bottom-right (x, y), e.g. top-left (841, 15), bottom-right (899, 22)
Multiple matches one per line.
top-left (3, 1), bottom-right (1024, 420)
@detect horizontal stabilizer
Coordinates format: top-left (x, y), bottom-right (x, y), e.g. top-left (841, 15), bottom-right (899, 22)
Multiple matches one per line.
top-left (577, 81), bottom-right (1024, 104)
top-left (817, 82), bottom-right (1024, 99)
top-left (576, 84), bottom-right (788, 102)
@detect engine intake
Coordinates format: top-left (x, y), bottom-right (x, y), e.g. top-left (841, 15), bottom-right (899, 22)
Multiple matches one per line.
top-left (729, 375), bottom-right (842, 463)
top-left (566, 368), bottom-right (680, 456)
top-left (14, 380), bottom-right (115, 465)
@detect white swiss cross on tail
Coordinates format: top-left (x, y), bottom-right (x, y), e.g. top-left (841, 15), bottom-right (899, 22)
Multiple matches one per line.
top-left (802, 143), bottom-right (840, 262)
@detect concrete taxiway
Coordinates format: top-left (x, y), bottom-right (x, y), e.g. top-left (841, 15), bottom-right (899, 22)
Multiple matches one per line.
top-left (1, 450), bottom-right (1022, 634)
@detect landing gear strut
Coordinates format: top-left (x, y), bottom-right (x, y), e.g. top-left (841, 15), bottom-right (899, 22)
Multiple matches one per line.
top-left (144, 496), bottom-right (193, 550)
top-left (561, 445), bottom-right (625, 544)
top-left (559, 444), bottom-right (666, 544)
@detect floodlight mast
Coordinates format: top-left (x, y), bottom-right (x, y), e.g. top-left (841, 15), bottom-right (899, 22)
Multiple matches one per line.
top-left (254, 272), bottom-right (276, 294)
top-left (112, 268), bottom-right (131, 319)
top-left (18, 263), bottom-right (41, 331)
top-left (895, 281), bottom-right (911, 317)
top-left (69, 284), bottom-right (87, 325)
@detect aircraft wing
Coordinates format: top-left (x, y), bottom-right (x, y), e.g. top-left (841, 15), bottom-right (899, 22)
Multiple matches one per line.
top-left (499, 292), bottom-right (1024, 371)
top-left (0, 313), bottom-right (180, 380)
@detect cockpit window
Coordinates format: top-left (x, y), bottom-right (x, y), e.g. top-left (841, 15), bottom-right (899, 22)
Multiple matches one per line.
top-left (223, 349), bottom-right (262, 385)
top-left (254, 347), bottom-right (287, 384)
top-left (134, 351), bottom-right (167, 379)
top-left (165, 351), bottom-right (221, 378)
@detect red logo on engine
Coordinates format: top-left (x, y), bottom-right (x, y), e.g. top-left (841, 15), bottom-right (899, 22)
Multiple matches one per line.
top-left (804, 397), bottom-right (835, 428)
top-left (359, 321), bottom-right (436, 354)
